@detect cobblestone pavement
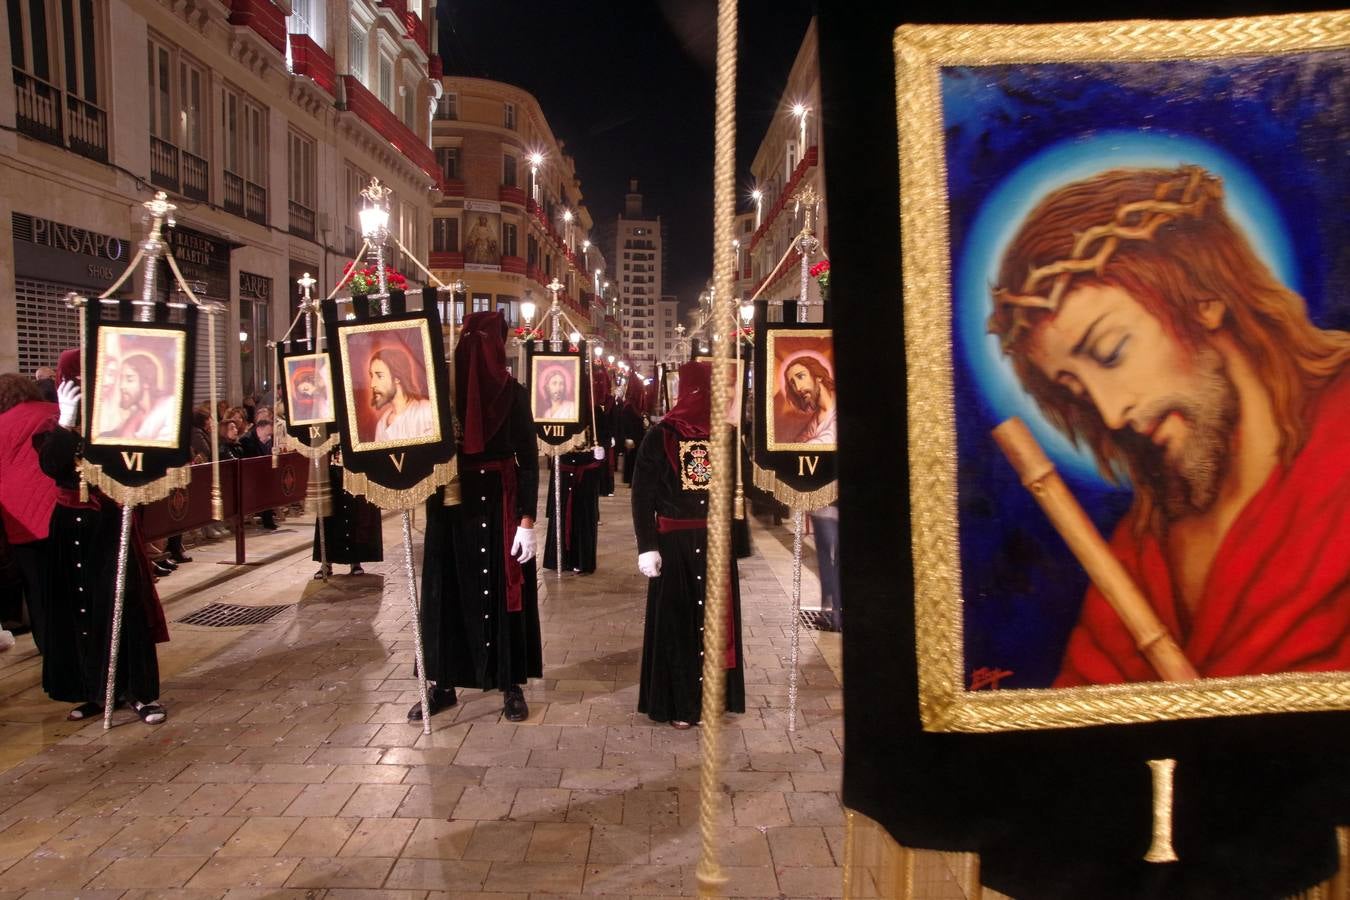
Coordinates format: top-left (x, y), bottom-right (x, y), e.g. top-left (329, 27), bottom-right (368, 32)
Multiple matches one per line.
top-left (0, 488), bottom-right (844, 898)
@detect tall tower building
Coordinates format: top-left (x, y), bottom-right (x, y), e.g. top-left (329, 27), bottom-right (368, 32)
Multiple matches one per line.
top-left (613, 179), bottom-right (663, 373)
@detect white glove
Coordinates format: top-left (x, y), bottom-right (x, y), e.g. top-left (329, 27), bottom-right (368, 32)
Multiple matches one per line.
top-left (57, 380), bottom-right (81, 428)
top-left (638, 550), bottom-right (662, 578)
top-left (593, 445), bottom-right (606, 460)
top-left (625, 438), bottom-right (636, 450)
top-left (511, 525), bottom-right (536, 563)
top-left (610, 437), bottom-right (616, 448)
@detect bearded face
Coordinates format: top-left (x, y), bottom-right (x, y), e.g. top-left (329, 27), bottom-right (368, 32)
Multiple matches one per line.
top-left (1027, 282), bottom-right (1241, 522)
top-left (1111, 346), bottom-right (1239, 520)
top-left (369, 359), bottom-right (395, 410)
top-left (119, 366), bottom-right (145, 410)
top-left (547, 373), bottom-right (566, 402)
top-left (786, 364), bottom-right (820, 413)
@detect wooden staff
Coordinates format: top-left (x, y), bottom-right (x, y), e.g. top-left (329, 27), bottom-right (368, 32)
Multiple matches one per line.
top-left (992, 417), bottom-right (1199, 682)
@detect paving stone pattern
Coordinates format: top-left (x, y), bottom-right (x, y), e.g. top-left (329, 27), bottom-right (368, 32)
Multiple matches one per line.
top-left (0, 489), bottom-right (845, 898)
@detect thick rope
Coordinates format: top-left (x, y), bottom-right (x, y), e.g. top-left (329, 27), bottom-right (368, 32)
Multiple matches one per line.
top-left (695, 0), bottom-right (737, 893)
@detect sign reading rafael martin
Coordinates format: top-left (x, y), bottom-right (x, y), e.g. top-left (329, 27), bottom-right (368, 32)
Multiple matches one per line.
top-left (11, 211), bottom-right (128, 291)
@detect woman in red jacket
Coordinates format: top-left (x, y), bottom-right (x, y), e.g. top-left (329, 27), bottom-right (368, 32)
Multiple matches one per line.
top-left (0, 372), bottom-right (60, 653)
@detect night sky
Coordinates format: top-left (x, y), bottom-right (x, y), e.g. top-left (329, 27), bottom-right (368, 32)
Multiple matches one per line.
top-left (436, 0), bottom-right (817, 308)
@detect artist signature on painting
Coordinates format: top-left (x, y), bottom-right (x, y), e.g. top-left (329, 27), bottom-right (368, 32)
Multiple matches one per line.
top-left (969, 667), bottom-right (1014, 691)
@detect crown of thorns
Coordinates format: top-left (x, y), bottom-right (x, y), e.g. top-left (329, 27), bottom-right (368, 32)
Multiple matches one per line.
top-left (989, 166), bottom-right (1223, 348)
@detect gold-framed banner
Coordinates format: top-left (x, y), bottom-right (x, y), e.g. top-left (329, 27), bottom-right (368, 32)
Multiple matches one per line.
top-left (322, 289), bottom-right (456, 510)
top-left (896, 11), bottom-right (1350, 732)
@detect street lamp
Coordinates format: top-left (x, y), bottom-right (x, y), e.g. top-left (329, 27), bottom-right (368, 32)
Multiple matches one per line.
top-left (740, 302), bottom-right (754, 325)
top-left (562, 209), bottom-right (574, 251)
top-left (792, 101), bottom-right (809, 154)
top-left (521, 296), bottom-right (537, 325)
top-left (751, 188), bottom-right (763, 230)
top-left (528, 151), bottom-right (544, 205)
top-left (359, 177), bottom-right (394, 313)
top-left (593, 267), bottom-right (602, 296)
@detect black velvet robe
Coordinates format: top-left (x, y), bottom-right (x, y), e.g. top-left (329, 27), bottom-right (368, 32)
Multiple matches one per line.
top-left (619, 407), bottom-right (646, 485)
top-left (420, 381), bottom-right (542, 691)
top-left (543, 451), bottom-right (603, 574)
top-left (314, 459), bottom-right (384, 564)
top-left (631, 422), bottom-right (745, 724)
top-left (37, 427), bottom-right (165, 706)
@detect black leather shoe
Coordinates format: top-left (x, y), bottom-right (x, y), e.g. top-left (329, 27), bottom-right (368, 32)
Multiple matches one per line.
top-left (503, 687), bottom-right (528, 722)
top-left (169, 551), bottom-right (193, 563)
top-left (408, 686), bottom-right (457, 721)
top-left (152, 560), bottom-right (174, 577)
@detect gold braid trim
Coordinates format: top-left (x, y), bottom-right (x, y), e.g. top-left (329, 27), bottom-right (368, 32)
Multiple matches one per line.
top-left (538, 432), bottom-right (589, 456)
top-left (340, 459), bottom-right (458, 510)
top-left (751, 459), bottom-right (837, 512)
top-left (282, 433), bottom-right (339, 460)
top-left (990, 166), bottom-right (1222, 346)
top-left (79, 459), bottom-right (193, 507)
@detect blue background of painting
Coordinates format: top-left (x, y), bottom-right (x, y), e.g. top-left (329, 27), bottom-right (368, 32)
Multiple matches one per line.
top-left (944, 52), bottom-right (1350, 689)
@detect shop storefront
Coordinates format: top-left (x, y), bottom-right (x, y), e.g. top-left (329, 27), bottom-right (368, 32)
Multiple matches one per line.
top-left (166, 224), bottom-right (233, 405)
top-left (10, 211), bottom-right (128, 376)
top-left (238, 270), bottom-right (273, 400)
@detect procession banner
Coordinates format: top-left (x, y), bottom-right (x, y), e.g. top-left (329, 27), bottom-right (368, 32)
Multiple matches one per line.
top-left (80, 299), bottom-right (197, 505)
top-left (527, 340), bottom-right (591, 454)
top-left (823, 8), bottom-right (1350, 898)
top-left (276, 336), bottom-right (338, 458)
top-left (750, 312), bottom-right (836, 511)
top-left (323, 287), bottom-right (455, 508)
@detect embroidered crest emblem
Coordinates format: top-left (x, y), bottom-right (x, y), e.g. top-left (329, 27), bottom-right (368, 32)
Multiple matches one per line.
top-left (168, 487), bottom-right (189, 521)
top-left (679, 440), bottom-right (712, 491)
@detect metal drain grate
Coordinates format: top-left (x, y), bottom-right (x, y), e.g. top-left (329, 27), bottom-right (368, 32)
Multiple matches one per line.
top-left (799, 609), bottom-right (840, 633)
top-left (176, 602), bottom-right (294, 627)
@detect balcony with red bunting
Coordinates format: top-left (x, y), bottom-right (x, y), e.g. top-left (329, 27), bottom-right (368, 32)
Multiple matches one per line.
top-left (501, 255), bottom-right (526, 275)
top-left (499, 185), bottom-right (527, 206)
top-left (377, 0), bottom-right (407, 25)
top-left (748, 144), bottom-right (819, 253)
top-left (404, 11), bottom-right (429, 55)
top-left (341, 76), bottom-right (438, 183)
top-left (439, 179), bottom-right (465, 197)
top-left (430, 251), bottom-right (464, 269)
top-left (288, 33), bottom-right (336, 96)
top-left (228, 0), bottom-right (287, 55)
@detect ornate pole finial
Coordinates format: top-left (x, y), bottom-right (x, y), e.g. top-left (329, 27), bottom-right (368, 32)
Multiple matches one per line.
top-left (359, 177), bottom-right (393, 208)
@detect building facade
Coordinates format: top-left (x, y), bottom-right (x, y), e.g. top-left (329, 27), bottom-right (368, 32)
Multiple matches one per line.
top-left (611, 180), bottom-right (663, 373)
top-left (1, 0), bottom-right (439, 402)
top-left (428, 76), bottom-right (607, 345)
top-left (746, 17), bottom-right (827, 322)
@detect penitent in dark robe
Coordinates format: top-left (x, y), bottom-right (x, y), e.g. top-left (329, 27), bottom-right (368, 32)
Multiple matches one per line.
top-left (416, 311), bottom-right (541, 722)
top-left (631, 360), bottom-right (745, 726)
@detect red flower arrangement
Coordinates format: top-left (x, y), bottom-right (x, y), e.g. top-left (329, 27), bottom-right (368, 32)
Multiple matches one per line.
top-left (809, 259), bottom-right (831, 287)
top-left (344, 261), bottom-right (408, 296)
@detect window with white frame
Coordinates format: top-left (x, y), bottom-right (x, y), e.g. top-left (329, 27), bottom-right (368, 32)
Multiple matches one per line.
top-left (435, 92), bottom-right (458, 120)
top-left (348, 26), bottom-right (366, 83)
top-left (10, 0), bottom-right (102, 104)
top-left (432, 217), bottom-right (458, 253)
top-left (401, 201), bottom-right (418, 260)
top-left (502, 153), bottom-right (518, 188)
top-left (503, 102), bottom-right (516, 130)
top-left (288, 129), bottom-right (316, 211)
top-left (178, 55), bottom-right (206, 157)
top-left (222, 85), bottom-right (266, 184)
top-left (378, 52), bottom-right (394, 107)
top-left (287, 0), bottom-right (313, 36)
top-left (147, 39), bottom-right (173, 142)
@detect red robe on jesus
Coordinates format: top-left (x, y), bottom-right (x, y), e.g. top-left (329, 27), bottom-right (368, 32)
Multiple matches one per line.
top-left (1054, 371), bottom-right (1350, 687)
